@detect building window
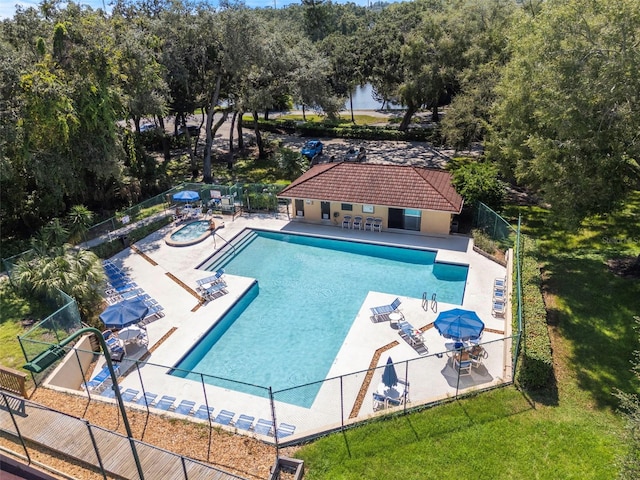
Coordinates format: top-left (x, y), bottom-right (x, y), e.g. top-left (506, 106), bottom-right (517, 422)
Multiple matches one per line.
top-left (341, 203), bottom-right (353, 211)
top-left (404, 209), bottom-right (421, 231)
top-left (362, 204), bottom-right (374, 214)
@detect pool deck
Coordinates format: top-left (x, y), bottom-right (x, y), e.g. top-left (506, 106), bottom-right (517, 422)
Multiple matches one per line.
top-left (95, 212), bottom-right (511, 441)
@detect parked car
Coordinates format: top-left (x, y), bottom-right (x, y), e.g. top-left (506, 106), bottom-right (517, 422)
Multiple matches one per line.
top-left (301, 140), bottom-right (323, 159)
top-left (344, 147), bottom-right (359, 161)
top-left (139, 122), bottom-right (159, 133)
top-left (176, 125), bottom-right (200, 137)
top-left (345, 146), bottom-right (366, 162)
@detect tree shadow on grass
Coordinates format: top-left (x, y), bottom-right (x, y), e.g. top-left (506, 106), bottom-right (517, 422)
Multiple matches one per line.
top-left (542, 254), bottom-right (640, 409)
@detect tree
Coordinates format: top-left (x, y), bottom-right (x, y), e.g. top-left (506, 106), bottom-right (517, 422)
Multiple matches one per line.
top-left (615, 316), bottom-right (640, 478)
top-left (113, 13), bottom-right (169, 133)
top-left (13, 208), bottom-right (104, 318)
top-left (288, 36), bottom-right (331, 121)
top-left (66, 204), bottom-right (94, 244)
top-left (450, 159), bottom-right (506, 211)
top-left (360, 0), bottom-right (425, 118)
top-left (489, 0), bottom-right (640, 226)
top-left (440, 0), bottom-right (516, 150)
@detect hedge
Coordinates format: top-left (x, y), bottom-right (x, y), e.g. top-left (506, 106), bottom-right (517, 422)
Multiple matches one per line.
top-left (248, 119), bottom-right (441, 144)
top-left (516, 235), bottom-right (554, 389)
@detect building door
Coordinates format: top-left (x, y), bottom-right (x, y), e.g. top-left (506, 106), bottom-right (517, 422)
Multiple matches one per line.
top-left (388, 208), bottom-right (422, 231)
top-left (388, 208), bottom-right (404, 229)
top-left (295, 199), bottom-right (304, 217)
top-left (320, 201), bottom-right (331, 220)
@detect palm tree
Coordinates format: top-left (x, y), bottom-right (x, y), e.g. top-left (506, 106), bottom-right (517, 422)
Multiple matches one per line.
top-left (66, 205), bottom-right (94, 244)
top-left (13, 244), bottom-right (105, 319)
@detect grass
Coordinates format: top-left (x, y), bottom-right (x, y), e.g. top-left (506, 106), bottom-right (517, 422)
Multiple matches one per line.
top-left (295, 194), bottom-right (640, 478)
top-left (0, 281), bottom-right (45, 370)
top-left (298, 388), bottom-right (623, 479)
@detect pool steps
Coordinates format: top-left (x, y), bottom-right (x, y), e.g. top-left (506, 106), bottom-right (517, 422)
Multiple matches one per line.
top-left (205, 229), bottom-right (258, 272)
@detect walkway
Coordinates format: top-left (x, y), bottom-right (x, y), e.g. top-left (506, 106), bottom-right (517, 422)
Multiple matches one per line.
top-left (0, 392), bottom-right (245, 480)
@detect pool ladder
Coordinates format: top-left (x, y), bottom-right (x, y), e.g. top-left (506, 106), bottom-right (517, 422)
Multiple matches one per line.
top-left (422, 292), bottom-right (437, 312)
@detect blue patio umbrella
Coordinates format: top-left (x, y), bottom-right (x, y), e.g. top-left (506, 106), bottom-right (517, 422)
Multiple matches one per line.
top-left (172, 190), bottom-right (200, 202)
top-left (100, 298), bottom-right (149, 329)
top-left (382, 356), bottom-right (399, 388)
top-left (434, 308), bottom-right (485, 342)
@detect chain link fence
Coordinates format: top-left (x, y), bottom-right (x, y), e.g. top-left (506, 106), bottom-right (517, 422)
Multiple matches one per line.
top-left (474, 203), bottom-right (517, 248)
top-left (18, 332), bottom-right (515, 450)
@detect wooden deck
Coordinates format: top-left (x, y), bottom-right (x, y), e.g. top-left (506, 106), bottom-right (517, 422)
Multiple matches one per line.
top-left (0, 393), bottom-right (245, 480)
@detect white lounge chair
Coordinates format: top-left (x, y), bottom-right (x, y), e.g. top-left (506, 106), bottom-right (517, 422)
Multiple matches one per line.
top-left (492, 300), bottom-right (506, 318)
top-left (370, 297), bottom-right (402, 321)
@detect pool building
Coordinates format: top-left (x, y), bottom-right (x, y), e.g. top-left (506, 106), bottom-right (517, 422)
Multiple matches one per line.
top-left (277, 163), bottom-right (464, 235)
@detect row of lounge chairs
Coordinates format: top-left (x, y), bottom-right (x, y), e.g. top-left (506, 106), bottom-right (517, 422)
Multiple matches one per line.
top-left (102, 260), bottom-right (165, 321)
top-left (98, 386), bottom-right (295, 438)
top-left (341, 215), bottom-right (383, 231)
top-left (83, 364), bottom-right (121, 391)
top-left (492, 277), bottom-right (507, 318)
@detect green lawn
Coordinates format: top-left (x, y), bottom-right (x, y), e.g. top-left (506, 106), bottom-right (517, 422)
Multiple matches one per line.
top-left (295, 194), bottom-right (640, 479)
top-left (0, 281), bottom-right (42, 370)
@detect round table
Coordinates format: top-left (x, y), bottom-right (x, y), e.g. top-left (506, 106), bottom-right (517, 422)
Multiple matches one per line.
top-left (389, 312), bottom-right (403, 327)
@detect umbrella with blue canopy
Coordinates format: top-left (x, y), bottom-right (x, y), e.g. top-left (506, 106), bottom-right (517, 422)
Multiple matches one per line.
top-left (100, 298), bottom-right (149, 329)
top-left (172, 190), bottom-right (200, 202)
top-left (382, 356), bottom-right (399, 388)
top-left (434, 308), bottom-right (485, 342)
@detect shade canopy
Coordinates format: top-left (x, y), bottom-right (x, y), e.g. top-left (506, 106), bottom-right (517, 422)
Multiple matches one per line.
top-left (100, 298), bottom-right (149, 329)
top-left (382, 356), bottom-right (399, 388)
top-left (434, 308), bottom-right (485, 341)
top-left (172, 190), bottom-right (200, 202)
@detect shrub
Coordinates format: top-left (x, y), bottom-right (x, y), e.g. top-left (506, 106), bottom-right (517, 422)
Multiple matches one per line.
top-left (249, 119), bottom-right (436, 143)
top-left (472, 229), bottom-right (498, 255)
top-left (516, 235), bottom-right (554, 389)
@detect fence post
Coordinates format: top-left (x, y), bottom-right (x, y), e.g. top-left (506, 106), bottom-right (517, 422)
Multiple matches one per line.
top-left (269, 387), bottom-right (279, 461)
top-left (85, 420), bottom-right (107, 480)
top-left (404, 361), bottom-right (409, 413)
top-left (200, 373), bottom-right (212, 462)
top-left (1, 392), bottom-right (31, 464)
top-left (181, 456), bottom-right (188, 480)
top-left (340, 376), bottom-right (345, 429)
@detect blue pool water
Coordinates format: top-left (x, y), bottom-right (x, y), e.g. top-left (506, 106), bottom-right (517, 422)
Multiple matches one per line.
top-left (170, 220), bottom-right (210, 241)
top-left (173, 231), bottom-right (468, 407)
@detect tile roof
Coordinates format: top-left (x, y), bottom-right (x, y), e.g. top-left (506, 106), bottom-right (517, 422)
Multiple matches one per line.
top-left (277, 162), bottom-right (464, 213)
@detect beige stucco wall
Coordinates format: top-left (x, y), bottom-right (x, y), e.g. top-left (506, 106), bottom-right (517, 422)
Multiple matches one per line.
top-left (45, 334), bottom-right (96, 390)
top-left (287, 198), bottom-right (453, 235)
top-left (295, 199), bottom-right (323, 219)
top-left (423, 210), bottom-right (452, 235)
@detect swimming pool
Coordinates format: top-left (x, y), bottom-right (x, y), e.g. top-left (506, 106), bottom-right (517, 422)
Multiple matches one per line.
top-left (165, 220), bottom-right (211, 247)
top-left (172, 230), bottom-right (468, 407)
